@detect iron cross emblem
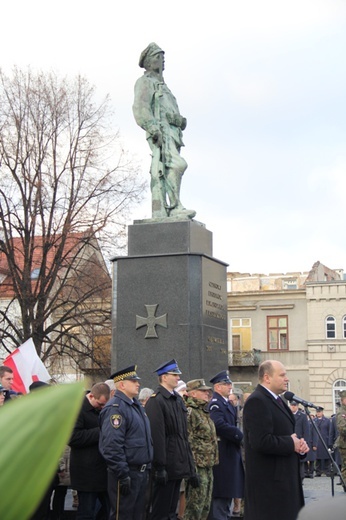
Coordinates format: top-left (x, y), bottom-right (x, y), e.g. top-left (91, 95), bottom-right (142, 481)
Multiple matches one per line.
top-left (136, 304), bottom-right (168, 338)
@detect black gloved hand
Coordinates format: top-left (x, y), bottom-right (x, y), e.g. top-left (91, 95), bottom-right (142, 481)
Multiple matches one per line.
top-left (189, 473), bottom-right (200, 488)
top-left (154, 468), bottom-right (168, 485)
top-left (119, 476), bottom-right (131, 496)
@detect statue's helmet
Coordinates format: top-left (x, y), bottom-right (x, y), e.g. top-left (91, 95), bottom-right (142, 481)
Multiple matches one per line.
top-left (139, 42), bottom-right (164, 68)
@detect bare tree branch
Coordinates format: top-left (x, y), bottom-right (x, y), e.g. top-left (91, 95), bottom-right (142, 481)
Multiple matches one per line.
top-left (0, 68), bottom-right (145, 377)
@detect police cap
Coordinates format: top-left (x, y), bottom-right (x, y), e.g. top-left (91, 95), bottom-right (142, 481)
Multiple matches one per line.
top-left (154, 359), bottom-right (182, 376)
top-left (210, 370), bottom-right (232, 385)
top-left (110, 365), bottom-right (141, 383)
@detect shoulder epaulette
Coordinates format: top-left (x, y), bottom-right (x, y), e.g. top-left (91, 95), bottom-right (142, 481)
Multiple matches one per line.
top-left (150, 393), bottom-right (157, 398)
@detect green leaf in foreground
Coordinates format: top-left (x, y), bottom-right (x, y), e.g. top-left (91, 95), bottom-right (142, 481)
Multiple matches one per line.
top-left (0, 382), bottom-right (84, 520)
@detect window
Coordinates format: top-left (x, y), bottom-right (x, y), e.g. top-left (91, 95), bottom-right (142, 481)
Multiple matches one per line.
top-left (343, 316), bottom-right (346, 339)
top-left (283, 279), bottom-right (297, 290)
top-left (326, 316), bottom-right (336, 339)
top-left (267, 316), bottom-right (288, 350)
top-left (31, 268), bottom-right (40, 279)
top-left (333, 379), bottom-right (346, 413)
top-left (230, 318), bottom-right (252, 351)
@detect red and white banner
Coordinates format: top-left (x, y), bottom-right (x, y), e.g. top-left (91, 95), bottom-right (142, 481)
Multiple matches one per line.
top-left (3, 338), bottom-right (51, 394)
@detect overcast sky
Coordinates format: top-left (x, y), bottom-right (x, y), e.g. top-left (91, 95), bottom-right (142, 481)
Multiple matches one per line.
top-left (2, 1), bottom-right (346, 274)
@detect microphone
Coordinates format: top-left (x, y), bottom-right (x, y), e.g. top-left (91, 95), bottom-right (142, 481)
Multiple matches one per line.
top-left (283, 391), bottom-right (320, 409)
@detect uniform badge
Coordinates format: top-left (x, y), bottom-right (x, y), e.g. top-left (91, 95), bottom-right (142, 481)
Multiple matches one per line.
top-left (110, 414), bottom-right (122, 429)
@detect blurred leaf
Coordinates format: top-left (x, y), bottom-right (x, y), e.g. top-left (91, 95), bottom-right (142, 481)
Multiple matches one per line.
top-left (0, 383), bottom-right (84, 520)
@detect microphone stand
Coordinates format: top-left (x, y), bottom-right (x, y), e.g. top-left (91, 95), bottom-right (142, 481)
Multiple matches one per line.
top-left (304, 406), bottom-right (346, 495)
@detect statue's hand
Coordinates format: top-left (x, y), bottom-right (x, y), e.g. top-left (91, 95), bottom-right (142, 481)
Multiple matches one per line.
top-left (166, 113), bottom-right (186, 130)
top-left (151, 129), bottom-right (162, 147)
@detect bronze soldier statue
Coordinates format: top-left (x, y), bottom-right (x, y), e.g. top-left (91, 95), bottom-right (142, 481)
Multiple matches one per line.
top-left (133, 43), bottom-right (196, 220)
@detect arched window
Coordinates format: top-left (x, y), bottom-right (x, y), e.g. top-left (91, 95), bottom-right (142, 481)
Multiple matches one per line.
top-left (326, 316), bottom-right (336, 339)
top-left (333, 379), bottom-right (346, 413)
top-left (343, 316), bottom-right (346, 339)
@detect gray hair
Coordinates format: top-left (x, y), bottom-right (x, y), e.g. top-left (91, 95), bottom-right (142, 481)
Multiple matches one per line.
top-left (139, 387), bottom-right (154, 402)
top-left (104, 379), bottom-right (116, 391)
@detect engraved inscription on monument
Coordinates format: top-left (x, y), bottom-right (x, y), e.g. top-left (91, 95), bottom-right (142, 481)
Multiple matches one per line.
top-left (202, 260), bottom-right (228, 358)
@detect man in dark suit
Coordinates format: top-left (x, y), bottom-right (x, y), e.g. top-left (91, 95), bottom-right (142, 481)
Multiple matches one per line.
top-left (243, 360), bottom-right (309, 520)
top-left (208, 370), bottom-right (244, 519)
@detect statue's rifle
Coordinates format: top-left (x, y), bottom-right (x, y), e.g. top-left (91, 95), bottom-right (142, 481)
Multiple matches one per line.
top-left (152, 62), bottom-right (177, 213)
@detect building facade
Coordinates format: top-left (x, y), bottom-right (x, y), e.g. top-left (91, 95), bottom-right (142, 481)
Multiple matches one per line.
top-left (227, 262), bottom-right (346, 415)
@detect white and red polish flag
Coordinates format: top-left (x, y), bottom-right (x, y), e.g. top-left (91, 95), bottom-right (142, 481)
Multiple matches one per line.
top-left (3, 338), bottom-right (51, 394)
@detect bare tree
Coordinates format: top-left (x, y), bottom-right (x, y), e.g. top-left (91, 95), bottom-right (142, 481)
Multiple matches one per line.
top-left (0, 67), bottom-right (145, 372)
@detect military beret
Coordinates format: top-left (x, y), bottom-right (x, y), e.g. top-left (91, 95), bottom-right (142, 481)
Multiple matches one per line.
top-left (186, 379), bottom-right (211, 392)
top-left (339, 390), bottom-right (346, 399)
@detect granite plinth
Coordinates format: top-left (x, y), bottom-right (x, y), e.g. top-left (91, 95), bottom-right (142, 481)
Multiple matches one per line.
top-left (111, 220), bottom-right (228, 388)
top-left (128, 219), bottom-right (212, 256)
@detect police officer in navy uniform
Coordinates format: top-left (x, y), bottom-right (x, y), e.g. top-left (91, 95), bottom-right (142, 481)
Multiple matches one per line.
top-left (208, 370), bottom-right (244, 519)
top-left (145, 359), bottom-right (198, 520)
top-left (99, 365), bottom-right (153, 520)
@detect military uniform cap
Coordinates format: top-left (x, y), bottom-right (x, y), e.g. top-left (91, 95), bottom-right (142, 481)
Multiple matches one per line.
top-left (186, 379), bottom-right (211, 392)
top-left (110, 365), bottom-right (141, 383)
top-left (139, 42), bottom-right (164, 68)
top-left (339, 390), bottom-right (346, 399)
top-left (290, 400), bottom-right (298, 406)
top-left (210, 370), bottom-right (232, 385)
top-left (154, 359), bottom-right (181, 376)
top-left (316, 406), bottom-right (324, 411)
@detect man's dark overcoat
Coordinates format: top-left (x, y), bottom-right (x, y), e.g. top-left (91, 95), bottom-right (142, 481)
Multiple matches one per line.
top-left (243, 384), bottom-right (304, 520)
top-left (314, 415), bottom-right (330, 459)
top-left (208, 392), bottom-right (244, 498)
top-left (145, 385), bottom-right (195, 479)
top-left (305, 419), bottom-right (319, 463)
top-left (69, 394), bottom-right (108, 491)
top-left (294, 410), bottom-right (309, 440)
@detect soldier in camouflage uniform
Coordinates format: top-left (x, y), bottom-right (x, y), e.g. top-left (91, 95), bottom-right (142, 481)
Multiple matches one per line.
top-left (336, 389), bottom-right (346, 484)
top-left (184, 379), bottom-right (219, 520)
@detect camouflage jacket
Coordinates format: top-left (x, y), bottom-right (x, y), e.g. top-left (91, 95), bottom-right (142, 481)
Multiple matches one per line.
top-left (185, 396), bottom-right (219, 468)
top-left (336, 404), bottom-right (346, 448)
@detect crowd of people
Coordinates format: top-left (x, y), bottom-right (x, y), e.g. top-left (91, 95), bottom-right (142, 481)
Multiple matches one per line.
top-left (1, 360), bottom-right (346, 519)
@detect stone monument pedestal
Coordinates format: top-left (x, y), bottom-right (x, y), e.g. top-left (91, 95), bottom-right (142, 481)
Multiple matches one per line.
top-left (111, 219), bottom-right (228, 388)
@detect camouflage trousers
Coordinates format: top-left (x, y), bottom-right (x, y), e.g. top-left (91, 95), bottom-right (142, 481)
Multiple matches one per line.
top-left (184, 466), bottom-right (213, 520)
top-left (339, 446), bottom-right (346, 482)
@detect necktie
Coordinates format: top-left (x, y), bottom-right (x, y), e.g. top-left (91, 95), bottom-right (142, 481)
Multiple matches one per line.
top-left (277, 396), bottom-right (285, 407)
